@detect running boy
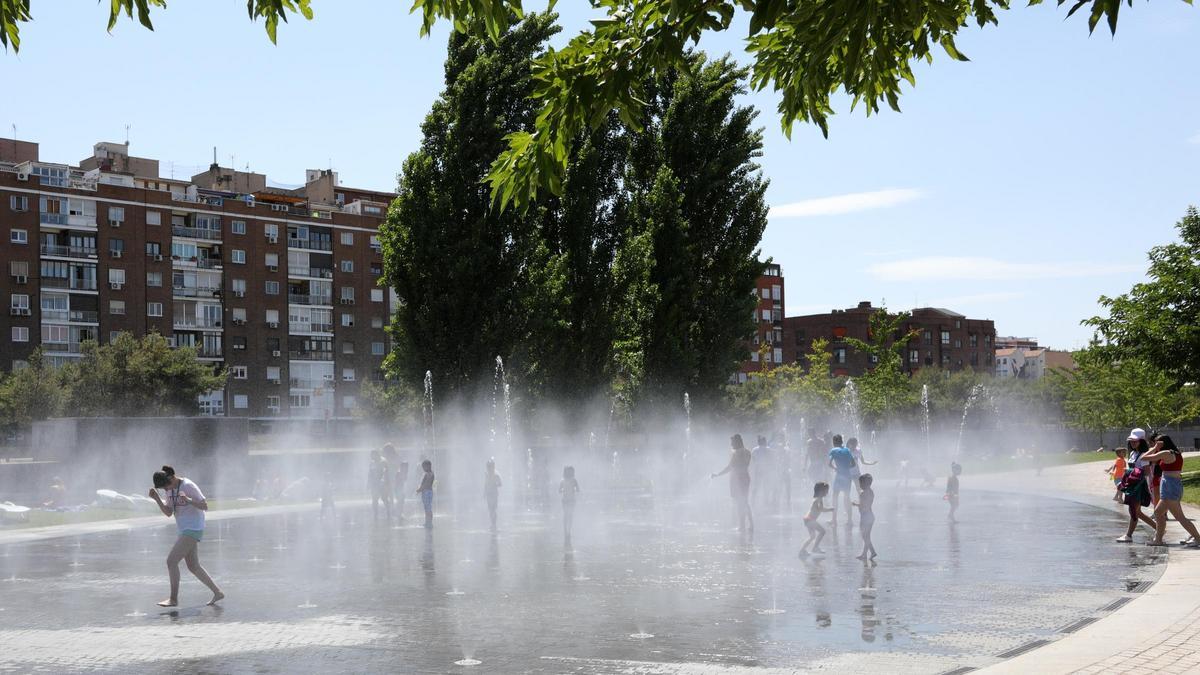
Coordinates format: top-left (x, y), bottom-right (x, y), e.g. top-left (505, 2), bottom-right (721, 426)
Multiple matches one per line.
top-left (945, 462), bottom-right (962, 522)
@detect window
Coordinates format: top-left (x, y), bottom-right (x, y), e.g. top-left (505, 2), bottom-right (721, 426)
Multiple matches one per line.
top-left (231, 336), bottom-right (247, 350)
top-left (340, 232), bottom-right (354, 246)
top-left (335, 192), bottom-right (345, 205)
top-left (145, 242), bottom-right (161, 256)
top-left (108, 268), bottom-right (126, 284)
top-left (265, 253), bottom-right (279, 268)
top-left (773, 348), bottom-right (782, 364)
top-left (369, 235), bottom-right (381, 250)
top-left (341, 260), bottom-right (353, 273)
top-left (290, 394), bottom-right (311, 409)
top-left (232, 307), bottom-right (247, 322)
top-left (371, 341), bottom-right (385, 356)
top-left (343, 341), bottom-right (355, 354)
top-left (940, 330), bottom-right (951, 345)
top-left (9, 195), bottom-right (28, 211)
top-left (750, 351), bottom-right (759, 362)
top-left (371, 316), bottom-right (383, 329)
top-left (909, 349), bottom-right (919, 364)
top-left (761, 309), bottom-right (771, 321)
top-left (266, 337), bottom-right (281, 352)
top-left (232, 278), bottom-right (247, 294)
top-left (265, 280), bottom-right (280, 295)
top-left (233, 395), bottom-right (249, 410)
top-left (772, 285), bottom-right (781, 301)
top-left (10, 294), bottom-right (29, 311)
top-left (231, 249), bottom-right (246, 264)
top-left (364, 205), bottom-right (383, 215)
top-left (760, 288), bottom-right (770, 300)
top-left (370, 263), bottom-right (382, 275)
top-left (342, 313), bottom-right (354, 327)
top-left (370, 288), bottom-right (383, 303)
top-left (11, 327), bottom-right (28, 342)
top-left (955, 319), bottom-right (962, 329)
top-left (341, 286), bottom-right (355, 302)
top-left (266, 366), bottom-right (281, 381)
top-left (232, 366), bottom-right (248, 379)
top-left (10, 229), bottom-right (27, 244)
top-left (231, 220), bottom-right (246, 235)
top-left (146, 210), bottom-right (161, 226)
top-left (264, 223), bottom-right (278, 239)
top-left (10, 261), bottom-right (29, 278)
top-left (147, 271), bottom-right (162, 287)
top-left (833, 348), bottom-right (847, 364)
top-left (343, 368), bottom-right (356, 381)
top-left (147, 302), bottom-right (163, 317)
top-left (108, 206), bottom-right (125, 224)
top-left (265, 309), bottom-right (280, 324)
top-left (109, 238), bottom-right (125, 257)
top-left (954, 339), bottom-right (961, 349)
top-left (969, 333), bottom-right (978, 348)
top-left (941, 353), bottom-right (951, 366)
top-left (267, 395), bottom-right (281, 411)
top-left (984, 334), bottom-right (992, 347)
top-left (343, 395), bottom-right (357, 409)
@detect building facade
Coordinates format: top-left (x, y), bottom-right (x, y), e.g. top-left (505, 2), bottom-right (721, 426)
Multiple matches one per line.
top-left (735, 263), bottom-right (785, 383)
top-left (1, 140), bottom-right (394, 419)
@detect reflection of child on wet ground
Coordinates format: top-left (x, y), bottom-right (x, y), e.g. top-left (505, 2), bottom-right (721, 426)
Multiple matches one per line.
top-left (485, 458), bottom-right (502, 532)
top-left (1105, 448), bottom-right (1128, 503)
top-left (320, 472), bottom-right (335, 520)
top-left (945, 462), bottom-right (962, 521)
top-left (416, 460), bottom-right (435, 529)
top-left (560, 466), bottom-right (580, 541)
top-left (799, 482), bottom-right (834, 557)
top-left (853, 474), bottom-right (877, 560)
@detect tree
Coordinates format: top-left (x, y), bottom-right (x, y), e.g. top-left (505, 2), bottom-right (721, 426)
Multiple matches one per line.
top-left (0, 350), bottom-right (70, 433)
top-left (1085, 207), bottom-right (1200, 387)
top-left (69, 333), bottom-right (225, 417)
top-left (729, 338), bottom-right (840, 428)
top-left (6, 2), bottom-right (1183, 210)
top-left (844, 307), bottom-right (918, 427)
top-left (355, 379), bottom-right (422, 433)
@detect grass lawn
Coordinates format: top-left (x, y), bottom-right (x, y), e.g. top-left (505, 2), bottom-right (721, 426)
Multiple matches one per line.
top-left (969, 450), bottom-right (1112, 475)
top-left (1180, 457), bottom-right (1200, 505)
top-left (1, 498), bottom-right (289, 531)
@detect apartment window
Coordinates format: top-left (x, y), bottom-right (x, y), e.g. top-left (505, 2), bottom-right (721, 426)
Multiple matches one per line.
top-left (343, 341), bottom-right (355, 355)
top-left (833, 348), bottom-right (847, 364)
top-left (340, 232), bottom-right (354, 246)
top-left (108, 331), bottom-right (122, 344)
top-left (9, 261), bottom-right (28, 279)
top-left (368, 288), bottom-right (382, 303)
top-left (954, 339), bottom-right (962, 349)
top-left (371, 341), bottom-right (385, 356)
top-left (11, 327), bottom-right (28, 342)
top-left (955, 319), bottom-right (962, 329)
top-left (923, 330), bottom-right (932, 345)
top-left (9, 195), bottom-right (28, 212)
top-left (969, 333), bottom-right (978, 348)
top-left (233, 395), bottom-right (249, 410)
top-left (341, 313), bottom-right (354, 327)
top-left (232, 366), bottom-right (248, 379)
top-left (41, 324), bottom-right (67, 344)
top-left (109, 238), bottom-right (125, 256)
top-left (231, 249), bottom-right (246, 264)
top-left (940, 330), bottom-right (950, 345)
top-left (773, 348), bottom-right (783, 364)
top-left (341, 260), bottom-right (353, 273)
top-left (371, 316), bottom-right (383, 329)
top-left (266, 366), bottom-right (281, 381)
top-left (265, 309), bottom-right (280, 324)
top-left (266, 253), bottom-right (279, 268)
top-left (107, 300), bottom-right (125, 316)
top-left (264, 223), bottom-right (279, 239)
top-left (266, 337), bottom-right (281, 352)
top-left (147, 271), bottom-right (162, 287)
top-left (970, 352), bottom-right (979, 366)
top-left (942, 354), bottom-right (951, 365)
top-left (10, 229), bottom-right (27, 244)
top-left (343, 368), bottom-right (356, 381)
top-left (10, 294), bottom-right (29, 311)
top-left (146, 210), bottom-right (161, 226)
top-left (761, 309), bottom-right (771, 321)
top-left (232, 278), bottom-right (247, 294)
top-left (231, 336), bottom-right (247, 350)
top-left (750, 350), bottom-right (759, 362)
top-left (370, 263), bottom-right (382, 275)
top-left (772, 285), bottom-right (782, 301)
top-left (265, 280), bottom-right (280, 295)
top-left (909, 349), bottom-right (919, 364)
top-left (369, 235), bottom-right (382, 251)
top-left (232, 307), bottom-right (247, 322)
top-left (343, 395), bottom-right (357, 409)
top-left (231, 220), bottom-right (246, 235)
top-left (108, 206), bottom-right (125, 224)
top-left (146, 242), bottom-right (161, 256)
top-left (341, 287), bottom-right (355, 302)
top-left (335, 192), bottom-right (345, 205)
top-left (290, 394), bottom-right (311, 409)
top-left (760, 288), bottom-right (770, 300)
top-left (147, 302), bottom-right (163, 317)
top-left (108, 268), bottom-right (126, 285)
top-left (985, 334), bottom-right (992, 347)
top-left (267, 395), bottom-right (281, 411)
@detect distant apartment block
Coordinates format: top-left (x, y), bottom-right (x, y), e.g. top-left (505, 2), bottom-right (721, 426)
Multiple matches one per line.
top-left (995, 338), bottom-right (1076, 379)
top-left (735, 262), bottom-right (785, 383)
top-left (1, 139), bottom-right (395, 419)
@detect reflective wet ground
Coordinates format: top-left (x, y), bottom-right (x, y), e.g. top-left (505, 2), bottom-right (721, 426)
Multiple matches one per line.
top-left (0, 489), bottom-right (1164, 673)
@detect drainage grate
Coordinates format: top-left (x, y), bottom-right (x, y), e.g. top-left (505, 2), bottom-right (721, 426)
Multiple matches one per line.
top-left (996, 639), bottom-right (1050, 659)
top-left (938, 668), bottom-right (977, 675)
top-left (1128, 580), bottom-right (1154, 593)
top-left (1102, 597), bottom-right (1133, 612)
top-left (1059, 616), bottom-right (1100, 634)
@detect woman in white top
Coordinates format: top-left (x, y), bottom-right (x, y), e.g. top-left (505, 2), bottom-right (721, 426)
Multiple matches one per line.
top-left (149, 465), bottom-right (224, 607)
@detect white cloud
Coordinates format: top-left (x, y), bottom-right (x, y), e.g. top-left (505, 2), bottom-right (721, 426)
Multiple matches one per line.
top-left (769, 188), bottom-right (922, 218)
top-left (1189, 132), bottom-right (1200, 145)
top-left (868, 256), bottom-right (1142, 282)
top-left (925, 291), bottom-right (1025, 307)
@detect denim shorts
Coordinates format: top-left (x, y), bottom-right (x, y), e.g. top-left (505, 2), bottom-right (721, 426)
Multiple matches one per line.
top-left (1161, 475), bottom-right (1184, 501)
top-left (420, 490), bottom-right (433, 511)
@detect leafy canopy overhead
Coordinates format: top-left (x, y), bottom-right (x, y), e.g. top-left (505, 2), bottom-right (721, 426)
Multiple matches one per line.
top-left (1, 0), bottom-right (1187, 208)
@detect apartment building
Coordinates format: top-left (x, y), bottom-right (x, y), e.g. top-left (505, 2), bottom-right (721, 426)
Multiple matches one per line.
top-left (0, 139), bottom-right (395, 419)
top-left (735, 263), bottom-right (785, 383)
top-left (783, 301), bottom-right (997, 378)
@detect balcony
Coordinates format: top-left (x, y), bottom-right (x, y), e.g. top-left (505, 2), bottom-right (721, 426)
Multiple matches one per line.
top-left (288, 377), bottom-right (332, 389)
top-left (173, 317), bottom-right (223, 331)
top-left (39, 212), bottom-right (69, 226)
top-left (287, 294), bottom-right (332, 307)
top-left (287, 267), bottom-right (334, 279)
top-left (172, 256), bottom-right (223, 270)
top-left (40, 244), bottom-right (98, 259)
top-left (290, 322), bottom-right (334, 334)
top-left (288, 350), bottom-right (334, 362)
top-left (42, 309), bottom-right (99, 323)
top-left (41, 277), bottom-right (98, 291)
top-left (172, 226), bottom-right (222, 241)
top-left (287, 237), bottom-right (332, 252)
top-left (172, 286), bottom-right (223, 299)
top-left (42, 341), bottom-right (84, 355)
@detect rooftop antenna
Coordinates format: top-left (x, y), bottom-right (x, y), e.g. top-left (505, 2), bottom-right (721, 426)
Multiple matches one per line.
top-left (212, 146), bottom-right (218, 167)
top-left (10, 124), bottom-right (15, 155)
top-left (124, 124), bottom-right (130, 146)
top-left (169, 161), bottom-right (175, 179)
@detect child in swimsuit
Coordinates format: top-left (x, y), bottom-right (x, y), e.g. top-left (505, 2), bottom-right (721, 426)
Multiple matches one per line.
top-left (853, 474), bottom-right (877, 560)
top-left (799, 481), bottom-right (833, 557)
top-left (945, 462), bottom-right (961, 522)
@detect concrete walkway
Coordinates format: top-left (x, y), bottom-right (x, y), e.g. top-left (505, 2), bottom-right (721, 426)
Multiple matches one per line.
top-left (975, 455), bottom-right (1200, 675)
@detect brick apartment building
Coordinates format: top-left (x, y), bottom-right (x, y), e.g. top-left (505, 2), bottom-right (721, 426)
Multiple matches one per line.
top-left (783, 301), bottom-right (997, 378)
top-left (735, 262), bottom-right (785, 383)
top-left (0, 139), bottom-right (395, 419)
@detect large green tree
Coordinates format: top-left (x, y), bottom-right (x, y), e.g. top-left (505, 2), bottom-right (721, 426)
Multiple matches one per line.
top-left (1085, 207), bottom-right (1200, 387)
top-left (845, 307), bottom-right (918, 427)
top-left (0, 350), bottom-right (70, 433)
top-left (5, 1), bottom-right (1184, 209)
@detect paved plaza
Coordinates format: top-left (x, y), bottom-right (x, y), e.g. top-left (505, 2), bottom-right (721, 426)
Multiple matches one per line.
top-left (0, 479), bottom-right (1165, 674)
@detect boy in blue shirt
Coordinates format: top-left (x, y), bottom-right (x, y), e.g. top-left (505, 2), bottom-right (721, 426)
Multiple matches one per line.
top-left (827, 434), bottom-right (856, 527)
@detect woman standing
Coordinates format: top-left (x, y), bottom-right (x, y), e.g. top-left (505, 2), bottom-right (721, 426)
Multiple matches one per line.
top-left (149, 465), bottom-right (224, 607)
top-left (1143, 435), bottom-right (1200, 547)
top-left (712, 434), bottom-right (754, 534)
top-left (1116, 429), bottom-right (1157, 543)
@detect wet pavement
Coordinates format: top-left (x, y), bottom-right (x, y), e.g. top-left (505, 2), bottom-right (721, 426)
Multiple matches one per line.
top-left (0, 488), bottom-right (1164, 673)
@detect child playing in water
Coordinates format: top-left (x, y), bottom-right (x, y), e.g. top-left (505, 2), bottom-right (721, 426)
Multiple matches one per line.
top-left (799, 482), bottom-right (834, 558)
top-left (416, 460), bottom-right (435, 529)
top-left (945, 462), bottom-right (962, 522)
top-left (485, 458), bottom-right (502, 532)
top-left (853, 474), bottom-right (877, 560)
top-left (1106, 447), bottom-right (1128, 503)
top-left (560, 466), bottom-right (580, 542)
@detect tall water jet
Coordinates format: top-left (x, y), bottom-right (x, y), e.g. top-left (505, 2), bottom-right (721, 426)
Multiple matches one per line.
top-left (840, 379), bottom-right (862, 442)
top-left (920, 384), bottom-right (931, 462)
top-left (955, 383), bottom-right (987, 456)
top-left (490, 356), bottom-right (505, 445)
top-left (423, 370), bottom-right (436, 451)
top-left (503, 382), bottom-right (512, 457)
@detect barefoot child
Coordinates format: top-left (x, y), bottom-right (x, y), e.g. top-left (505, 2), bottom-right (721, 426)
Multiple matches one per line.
top-left (149, 465), bottom-right (224, 607)
top-left (416, 460), bottom-right (435, 529)
top-left (1105, 448), bottom-right (1127, 503)
top-left (799, 482), bottom-right (834, 557)
top-left (853, 474), bottom-right (878, 560)
top-left (560, 466), bottom-right (580, 541)
top-left (484, 458), bottom-right (502, 532)
top-left (945, 462), bottom-right (961, 522)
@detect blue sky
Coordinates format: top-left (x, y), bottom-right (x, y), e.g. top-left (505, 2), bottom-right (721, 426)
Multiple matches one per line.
top-left (3, 2), bottom-right (1197, 349)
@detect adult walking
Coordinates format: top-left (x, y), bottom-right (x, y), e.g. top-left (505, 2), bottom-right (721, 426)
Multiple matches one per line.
top-left (1143, 435), bottom-right (1200, 547)
top-left (1116, 429), bottom-right (1156, 543)
top-left (149, 465), bottom-right (224, 607)
top-left (713, 434), bottom-right (754, 534)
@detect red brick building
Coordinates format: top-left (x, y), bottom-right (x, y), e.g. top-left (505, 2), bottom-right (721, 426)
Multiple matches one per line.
top-left (735, 262), bottom-right (785, 383)
top-left (1, 140), bottom-right (394, 419)
top-left (783, 301), bottom-right (996, 378)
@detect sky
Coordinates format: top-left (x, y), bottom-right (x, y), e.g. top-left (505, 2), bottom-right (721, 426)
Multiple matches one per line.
top-left (2, 2), bottom-right (1198, 350)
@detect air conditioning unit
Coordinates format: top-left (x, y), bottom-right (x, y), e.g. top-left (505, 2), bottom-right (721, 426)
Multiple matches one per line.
top-left (266, 235), bottom-right (278, 244)
top-left (268, 265), bottom-right (278, 272)
top-left (13, 275), bottom-right (27, 284)
top-left (233, 344), bottom-right (245, 350)
top-left (268, 322), bottom-right (279, 329)
top-left (339, 298), bottom-right (354, 305)
top-left (16, 170), bottom-right (29, 181)
top-left (110, 220), bottom-right (121, 228)
top-left (111, 250), bottom-right (122, 258)
top-left (153, 254), bottom-right (164, 261)
top-left (10, 308), bottom-right (30, 316)
top-left (214, 320), bottom-right (222, 327)
top-left (323, 374), bottom-right (335, 381)
top-left (232, 318), bottom-right (246, 326)
top-left (110, 282), bottom-right (123, 290)
top-left (233, 291), bottom-right (245, 298)
top-left (271, 350), bottom-right (281, 357)
top-left (267, 378), bottom-right (280, 385)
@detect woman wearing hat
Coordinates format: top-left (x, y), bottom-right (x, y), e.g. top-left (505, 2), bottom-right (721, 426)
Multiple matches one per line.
top-left (1116, 429), bottom-right (1156, 543)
